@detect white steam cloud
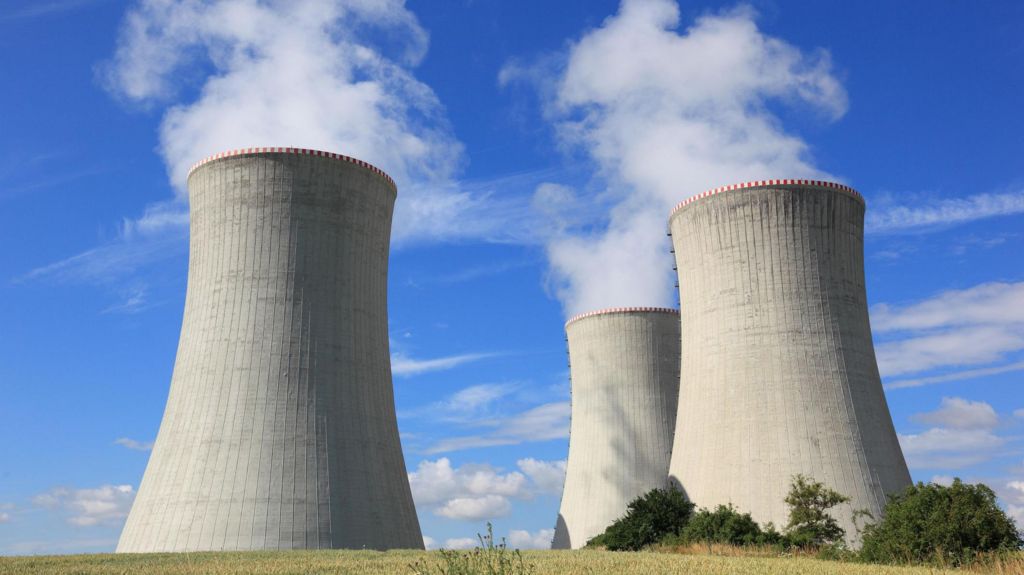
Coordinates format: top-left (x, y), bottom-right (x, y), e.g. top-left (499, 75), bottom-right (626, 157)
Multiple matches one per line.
top-left (104, 0), bottom-right (486, 244)
top-left (505, 0), bottom-right (847, 316)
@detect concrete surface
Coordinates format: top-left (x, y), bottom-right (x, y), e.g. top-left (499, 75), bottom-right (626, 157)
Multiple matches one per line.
top-left (666, 181), bottom-right (911, 545)
top-left (552, 308), bottom-right (681, 549)
top-left (117, 149), bottom-right (423, 552)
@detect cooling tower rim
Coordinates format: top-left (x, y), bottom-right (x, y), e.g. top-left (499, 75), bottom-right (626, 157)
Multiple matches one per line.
top-left (565, 306), bottom-right (679, 328)
top-left (668, 179), bottom-right (863, 220)
top-left (187, 147), bottom-right (396, 189)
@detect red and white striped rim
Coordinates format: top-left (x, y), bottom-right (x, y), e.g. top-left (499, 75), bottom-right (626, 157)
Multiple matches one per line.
top-left (669, 179), bottom-right (863, 219)
top-left (187, 147), bottom-right (395, 188)
top-left (565, 306), bottom-right (679, 328)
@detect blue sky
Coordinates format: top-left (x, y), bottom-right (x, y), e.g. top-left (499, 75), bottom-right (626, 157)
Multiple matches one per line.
top-left (1, 0), bottom-right (1023, 555)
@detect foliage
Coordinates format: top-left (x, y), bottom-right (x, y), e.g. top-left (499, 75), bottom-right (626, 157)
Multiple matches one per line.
top-left (783, 474), bottom-right (850, 548)
top-left (672, 504), bottom-right (782, 548)
top-left (859, 479), bottom-right (1023, 566)
top-left (586, 487), bottom-right (695, 551)
top-left (409, 523), bottom-right (535, 575)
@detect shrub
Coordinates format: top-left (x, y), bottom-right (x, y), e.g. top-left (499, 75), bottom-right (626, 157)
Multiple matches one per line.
top-left (784, 474), bottom-right (850, 548)
top-left (409, 523), bottom-right (536, 575)
top-left (586, 487), bottom-right (695, 551)
top-left (676, 504), bottom-right (779, 547)
top-left (859, 479), bottom-right (1022, 566)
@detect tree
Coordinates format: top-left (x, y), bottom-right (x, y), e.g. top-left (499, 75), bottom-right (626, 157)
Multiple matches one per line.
top-left (859, 479), bottom-right (1022, 566)
top-left (784, 474), bottom-right (850, 548)
top-left (586, 487), bottom-right (695, 551)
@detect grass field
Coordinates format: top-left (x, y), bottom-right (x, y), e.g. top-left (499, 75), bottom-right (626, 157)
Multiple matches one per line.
top-left (3, 549), bottom-right (1018, 575)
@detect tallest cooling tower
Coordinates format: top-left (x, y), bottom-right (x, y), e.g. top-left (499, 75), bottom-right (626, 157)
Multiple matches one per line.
top-left (667, 180), bottom-right (911, 542)
top-left (118, 148), bottom-right (422, 552)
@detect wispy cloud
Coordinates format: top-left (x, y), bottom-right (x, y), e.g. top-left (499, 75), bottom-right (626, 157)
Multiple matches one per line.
top-left (875, 282), bottom-right (1024, 382)
top-left (867, 190), bottom-right (1024, 234)
top-left (503, 0), bottom-right (845, 316)
top-left (886, 361), bottom-right (1024, 390)
top-left (0, 0), bottom-right (111, 22)
top-left (872, 282), bottom-right (1024, 333)
top-left (391, 352), bottom-right (497, 377)
top-left (425, 401), bottom-right (570, 454)
top-left (412, 260), bottom-right (537, 287)
top-left (100, 283), bottom-right (150, 315)
top-left (113, 437), bottom-right (153, 451)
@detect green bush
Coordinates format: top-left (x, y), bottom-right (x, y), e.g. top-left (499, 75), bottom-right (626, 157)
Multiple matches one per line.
top-left (586, 487), bottom-right (695, 551)
top-left (675, 504), bottom-right (781, 547)
top-left (859, 479), bottom-right (1022, 566)
top-left (783, 474), bottom-right (850, 548)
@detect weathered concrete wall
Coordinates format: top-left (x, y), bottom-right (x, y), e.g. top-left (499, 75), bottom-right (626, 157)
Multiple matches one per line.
top-left (667, 181), bottom-right (911, 544)
top-left (552, 308), bottom-right (680, 549)
top-left (118, 148), bottom-right (422, 552)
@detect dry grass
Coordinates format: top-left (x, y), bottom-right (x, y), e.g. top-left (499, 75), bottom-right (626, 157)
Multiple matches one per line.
top-left (1, 549), bottom-right (1007, 575)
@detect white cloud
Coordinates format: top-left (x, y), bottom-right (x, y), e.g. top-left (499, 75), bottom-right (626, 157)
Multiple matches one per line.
top-left (1, 537), bottom-right (120, 555)
top-left (516, 458), bottom-right (566, 495)
top-left (930, 475), bottom-right (955, 487)
top-left (0, 512), bottom-right (9, 524)
top-left (877, 326), bottom-right (1024, 378)
top-left (443, 537), bottom-right (478, 550)
top-left (408, 458), bottom-right (528, 506)
top-left (391, 352), bottom-right (495, 377)
top-left (872, 282), bottom-right (1024, 333)
top-left (425, 401), bottom-right (570, 454)
top-left (886, 361), bottom-right (1024, 390)
top-left (867, 191), bottom-right (1024, 234)
top-left (910, 397), bottom-right (999, 430)
top-left (1007, 481), bottom-right (1024, 503)
top-left (401, 382), bottom-right (521, 425)
top-left (422, 535), bottom-right (436, 549)
top-left (114, 437), bottom-right (154, 451)
top-left (504, 0), bottom-right (845, 316)
top-left (32, 485), bottom-right (135, 527)
top-left (874, 282), bottom-right (1024, 381)
top-left (898, 428), bottom-right (1006, 470)
top-left (435, 495), bottom-right (511, 521)
top-left (17, 210), bottom-right (187, 287)
top-left (100, 0), bottom-right (513, 246)
top-left (409, 457), bottom-right (566, 524)
top-left (508, 528), bottom-right (554, 550)
top-left (1008, 505), bottom-right (1024, 532)
top-left (1015, 409), bottom-right (1024, 419)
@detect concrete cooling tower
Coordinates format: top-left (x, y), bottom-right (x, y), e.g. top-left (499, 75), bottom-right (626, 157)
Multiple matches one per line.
top-left (552, 307), bottom-right (680, 550)
top-left (118, 148), bottom-right (422, 552)
top-left (667, 180), bottom-right (911, 542)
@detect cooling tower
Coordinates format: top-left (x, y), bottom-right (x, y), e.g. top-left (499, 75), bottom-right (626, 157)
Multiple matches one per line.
top-left (552, 307), bottom-right (680, 549)
top-left (667, 180), bottom-right (911, 543)
top-left (118, 147), bottom-right (422, 552)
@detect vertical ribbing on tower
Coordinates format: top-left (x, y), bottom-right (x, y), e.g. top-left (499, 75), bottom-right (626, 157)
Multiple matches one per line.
top-left (667, 180), bottom-right (910, 545)
top-left (117, 148), bottom-right (422, 552)
top-left (552, 308), bottom-right (680, 549)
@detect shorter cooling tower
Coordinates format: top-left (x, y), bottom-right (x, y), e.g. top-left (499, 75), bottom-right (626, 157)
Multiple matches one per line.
top-left (667, 180), bottom-right (911, 544)
top-left (552, 307), bottom-right (680, 549)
